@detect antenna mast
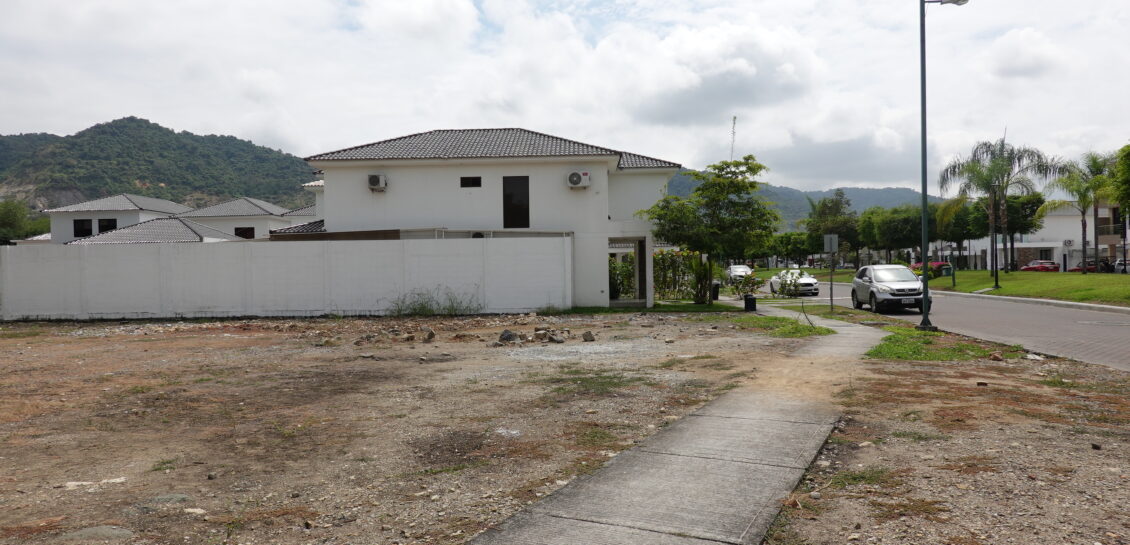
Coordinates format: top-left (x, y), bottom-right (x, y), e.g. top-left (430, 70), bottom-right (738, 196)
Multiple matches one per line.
top-left (730, 116), bottom-right (737, 160)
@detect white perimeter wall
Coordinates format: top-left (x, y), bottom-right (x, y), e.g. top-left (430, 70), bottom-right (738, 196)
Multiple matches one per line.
top-left (0, 238), bottom-right (572, 320)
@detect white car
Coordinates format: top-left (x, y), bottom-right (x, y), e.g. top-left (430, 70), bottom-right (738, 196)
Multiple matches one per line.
top-left (769, 269), bottom-right (819, 296)
top-left (725, 265), bottom-right (752, 283)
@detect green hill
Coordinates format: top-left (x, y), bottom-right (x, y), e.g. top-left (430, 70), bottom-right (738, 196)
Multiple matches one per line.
top-left (667, 170), bottom-right (941, 231)
top-left (0, 117), bottom-right (315, 209)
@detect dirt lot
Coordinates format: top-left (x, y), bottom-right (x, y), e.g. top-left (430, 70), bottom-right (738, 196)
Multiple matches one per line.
top-left (1, 311), bottom-right (1127, 545)
top-left (0, 312), bottom-right (823, 544)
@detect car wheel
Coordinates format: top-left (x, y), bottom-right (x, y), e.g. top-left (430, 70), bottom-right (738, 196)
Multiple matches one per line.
top-left (869, 293), bottom-right (880, 313)
top-left (851, 291), bottom-right (862, 309)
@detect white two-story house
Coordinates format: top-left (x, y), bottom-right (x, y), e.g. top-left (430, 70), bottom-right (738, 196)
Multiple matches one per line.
top-left (44, 193), bottom-right (193, 244)
top-left (296, 128), bottom-right (681, 307)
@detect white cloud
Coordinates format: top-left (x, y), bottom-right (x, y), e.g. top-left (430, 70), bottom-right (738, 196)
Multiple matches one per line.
top-left (0, 0), bottom-right (1127, 196)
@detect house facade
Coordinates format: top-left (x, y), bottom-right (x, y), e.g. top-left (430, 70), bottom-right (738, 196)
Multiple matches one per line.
top-left (45, 194), bottom-right (193, 244)
top-left (302, 128), bottom-right (681, 307)
top-left (174, 197), bottom-right (297, 239)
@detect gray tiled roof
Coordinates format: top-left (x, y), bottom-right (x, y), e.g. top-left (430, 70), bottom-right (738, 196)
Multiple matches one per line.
top-left (67, 218), bottom-right (242, 244)
top-left (305, 128), bottom-right (680, 170)
top-left (271, 219), bottom-right (325, 234)
top-left (176, 197), bottom-right (289, 218)
top-left (282, 204), bottom-right (316, 217)
top-left (45, 194), bottom-right (193, 214)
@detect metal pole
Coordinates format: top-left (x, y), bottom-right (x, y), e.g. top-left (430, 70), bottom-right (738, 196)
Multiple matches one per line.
top-left (917, 0), bottom-right (936, 331)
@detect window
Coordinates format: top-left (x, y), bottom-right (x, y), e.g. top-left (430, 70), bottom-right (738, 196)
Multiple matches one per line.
top-left (97, 218), bottom-right (117, 233)
top-left (460, 176), bottom-right (482, 188)
top-left (1038, 249), bottom-right (1052, 260)
top-left (73, 219), bottom-right (93, 238)
top-left (234, 227), bottom-right (255, 239)
top-left (502, 176), bottom-right (529, 228)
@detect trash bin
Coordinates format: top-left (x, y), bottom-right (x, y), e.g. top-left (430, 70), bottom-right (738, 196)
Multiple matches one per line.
top-left (743, 294), bottom-right (757, 311)
top-left (711, 280), bottom-right (721, 301)
top-left (941, 265), bottom-right (953, 277)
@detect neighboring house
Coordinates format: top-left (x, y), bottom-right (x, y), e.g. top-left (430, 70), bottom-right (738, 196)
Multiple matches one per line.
top-left (300, 128), bottom-right (681, 307)
top-left (66, 218), bottom-right (243, 244)
top-left (941, 201), bottom-right (1126, 270)
top-left (44, 193), bottom-right (194, 244)
top-left (174, 197), bottom-right (295, 239)
top-left (14, 232), bottom-right (52, 245)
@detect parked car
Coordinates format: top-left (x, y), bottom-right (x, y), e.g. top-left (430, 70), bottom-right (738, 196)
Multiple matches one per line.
top-left (851, 264), bottom-right (927, 313)
top-left (1019, 260), bottom-right (1060, 272)
top-left (1067, 260), bottom-right (1098, 272)
top-left (769, 269), bottom-right (819, 296)
top-left (725, 265), bottom-right (752, 283)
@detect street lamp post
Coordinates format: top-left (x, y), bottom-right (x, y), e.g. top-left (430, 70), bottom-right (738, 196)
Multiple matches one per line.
top-left (917, 0), bottom-right (968, 332)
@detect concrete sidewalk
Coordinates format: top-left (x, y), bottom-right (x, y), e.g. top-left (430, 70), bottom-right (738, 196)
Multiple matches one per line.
top-left (470, 306), bottom-right (887, 545)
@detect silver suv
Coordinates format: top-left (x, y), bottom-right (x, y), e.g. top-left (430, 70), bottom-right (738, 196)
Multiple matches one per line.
top-left (851, 265), bottom-right (926, 313)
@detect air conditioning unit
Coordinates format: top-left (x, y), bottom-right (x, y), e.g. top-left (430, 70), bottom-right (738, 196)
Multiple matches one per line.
top-left (566, 171), bottom-right (591, 189)
top-left (1063, 239), bottom-right (1074, 247)
top-left (368, 174), bottom-right (388, 192)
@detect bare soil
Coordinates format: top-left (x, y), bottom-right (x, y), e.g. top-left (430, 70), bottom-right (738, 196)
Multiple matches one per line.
top-left (2, 312), bottom-right (1126, 545)
top-left (0, 313), bottom-right (823, 544)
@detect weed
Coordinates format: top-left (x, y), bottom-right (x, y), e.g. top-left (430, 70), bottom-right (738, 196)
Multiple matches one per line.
top-left (0, 330), bottom-right (42, 339)
top-left (890, 430), bottom-right (949, 442)
top-left (387, 287), bottom-right (483, 317)
top-left (151, 458), bottom-right (177, 472)
top-left (538, 366), bottom-right (648, 397)
top-left (827, 467), bottom-right (901, 489)
top-left (730, 315), bottom-right (835, 338)
top-left (574, 427), bottom-right (617, 448)
top-left (657, 358), bottom-right (683, 369)
top-left (868, 498), bottom-right (950, 522)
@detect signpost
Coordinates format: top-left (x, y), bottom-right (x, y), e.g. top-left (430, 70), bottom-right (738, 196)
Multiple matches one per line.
top-left (823, 234), bottom-right (838, 312)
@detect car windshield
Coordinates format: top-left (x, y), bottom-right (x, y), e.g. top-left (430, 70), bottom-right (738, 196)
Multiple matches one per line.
top-left (730, 266), bottom-right (751, 273)
top-left (781, 270), bottom-right (810, 278)
top-left (872, 268), bottom-right (918, 282)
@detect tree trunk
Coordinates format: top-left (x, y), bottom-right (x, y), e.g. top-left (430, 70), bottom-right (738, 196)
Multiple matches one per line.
top-left (1093, 202), bottom-right (1100, 273)
top-left (1081, 216), bottom-right (1088, 275)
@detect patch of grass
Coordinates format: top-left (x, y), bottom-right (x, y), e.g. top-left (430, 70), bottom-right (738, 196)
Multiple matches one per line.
top-left (0, 330), bottom-right (43, 339)
top-left (827, 467), bottom-right (901, 489)
top-left (541, 302), bottom-right (743, 315)
top-left (539, 366), bottom-right (648, 397)
top-left (931, 270), bottom-right (1130, 307)
top-left (938, 455), bottom-right (998, 474)
top-left (412, 461), bottom-right (487, 476)
top-left (868, 498), bottom-right (950, 522)
top-left (890, 430), bottom-right (950, 442)
top-left (729, 315), bottom-right (835, 338)
top-left (573, 427), bottom-right (618, 448)
top-left (866, 326), bottom-right (1005, 361)
top-left (151, 458), bottom-right (177, 472)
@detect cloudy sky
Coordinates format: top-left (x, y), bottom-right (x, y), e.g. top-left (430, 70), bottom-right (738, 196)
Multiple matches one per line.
top-left (1, 0), bottom-right (1127, 195)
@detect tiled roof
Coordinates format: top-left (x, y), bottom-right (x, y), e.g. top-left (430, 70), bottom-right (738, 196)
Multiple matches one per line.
top-left (67, 218), bottom-right (242, 244)
top-left (303, 179), bottom-right (324, 188)
top-left (24, 232), bottom-right (52, 241)
top-left (618, 151), bottom-right (681, 169)
top-left (282, 205), bottom-right (316, 217)
top-left (176, 197), bottom-right (289, 218)
top-left (305, 128), bottom-right (680, 170)
top-left (271, 219), bottom-right (325, 234)
top-left (45, 194), bottom-right (193, 214)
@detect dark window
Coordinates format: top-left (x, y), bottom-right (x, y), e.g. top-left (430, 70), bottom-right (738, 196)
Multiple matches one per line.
top-left (1038, 249), bottom-right (1052, 260)
top-left (460, 176), bottom-right (482, 188)
top-left (97, 218), bottom-right (117, 233)
top-left (502, 176), bottom-right (529, 228)
top-left (73, 219), bottom-right (93, 238)
top-left (234, 227), bottom-right (255, 239)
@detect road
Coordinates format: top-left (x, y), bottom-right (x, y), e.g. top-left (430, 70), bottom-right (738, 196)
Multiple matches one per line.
top-left (810, 283), bottom-right (1130, 373)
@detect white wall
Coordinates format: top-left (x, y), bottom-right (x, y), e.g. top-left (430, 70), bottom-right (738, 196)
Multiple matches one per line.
top-left (309, 158), bottom-right (675, 306)
top-left (0, 238), bottom-right (572, 320)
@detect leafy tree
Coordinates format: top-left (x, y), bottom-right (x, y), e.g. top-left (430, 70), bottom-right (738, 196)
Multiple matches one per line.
top-left (1113, 145), bottom-right (1130, 211)
top-left (0, 200), bottom-right (30, 244)
top-left (876, 205), bottom-right (926, 262)
top-left (1038, 158), bottom-right (1114, 275)
top-left (936, 202), bottom-right (984, 267)
top-left (939, 138), bottom-right (1064, 272)
top-left (772, 232), bottom-right (813, 267)
top-left (640, 155), bottom-right (779, 304)
top-left (804, 189), bottom-right (860, 266)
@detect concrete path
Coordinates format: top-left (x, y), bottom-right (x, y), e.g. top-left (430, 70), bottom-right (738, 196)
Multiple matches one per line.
top-left (471, 305), bottom-right (886, 545)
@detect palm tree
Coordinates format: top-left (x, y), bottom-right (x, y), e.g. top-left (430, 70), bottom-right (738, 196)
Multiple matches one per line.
top-left (1040, 152), bottom-right (1115, 274)
top-left (939, 138), bottom-right (1064, 275)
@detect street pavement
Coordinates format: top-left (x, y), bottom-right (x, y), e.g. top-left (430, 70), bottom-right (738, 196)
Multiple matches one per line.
top-left (822, 282), bottom-right (1130, 373)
